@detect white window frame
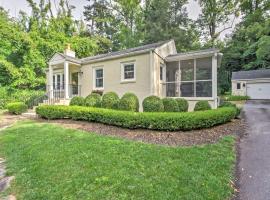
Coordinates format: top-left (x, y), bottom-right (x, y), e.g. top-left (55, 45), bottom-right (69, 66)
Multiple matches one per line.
top-left (93, 67), bottom-right (104, 90)
top-left (160, 63), bottom-right (165, 82)
top-left (121, 62), bottom-right (136, 82)
top-left (237, 82), bottom-right (241, 90)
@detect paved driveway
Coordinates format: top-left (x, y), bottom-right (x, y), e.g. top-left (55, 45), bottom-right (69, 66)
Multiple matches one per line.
top-left (239, 100), bottom-right (270, 200)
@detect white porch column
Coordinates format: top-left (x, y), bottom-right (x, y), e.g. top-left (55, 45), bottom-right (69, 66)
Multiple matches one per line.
top-left (48, 64), bottom-right (54, 99)
top-left (64, 61), bottom-right (69, 99)
top-left (212, 53), bottom-right (218, 108)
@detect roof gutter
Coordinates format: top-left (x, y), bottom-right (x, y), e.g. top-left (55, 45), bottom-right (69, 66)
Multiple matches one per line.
top-left (81, 49), bottom-right (153, 65)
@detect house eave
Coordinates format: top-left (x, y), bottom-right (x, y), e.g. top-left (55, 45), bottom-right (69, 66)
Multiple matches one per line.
top-left (81, 49), bottom-right (152, 64)
top-left (165, 49), bottom-right (220, 62)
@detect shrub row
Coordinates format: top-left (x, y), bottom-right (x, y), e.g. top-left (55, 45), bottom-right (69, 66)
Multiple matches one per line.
top-left (70, 91), bottom-right (213, 112)
top-left (224, 95), bottom-right (250, 101)
top-left (70, 92), bottom-right (139, 112)
top-left (36, 105), bottom-right (238, 131)
top-left (6, 102), bottom-right (28, 115)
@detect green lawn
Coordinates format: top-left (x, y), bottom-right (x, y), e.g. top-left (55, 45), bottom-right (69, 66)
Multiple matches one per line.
top-left (0, 122), bottom-right (236, 200)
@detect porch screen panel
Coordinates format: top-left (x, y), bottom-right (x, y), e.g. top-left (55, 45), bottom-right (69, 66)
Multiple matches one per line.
top-left (195, 57), bottom-right (212, 97)
top-left (166, 62), bottom-right (179, 97)
top-left (180, 59), bottom-right (194, 97)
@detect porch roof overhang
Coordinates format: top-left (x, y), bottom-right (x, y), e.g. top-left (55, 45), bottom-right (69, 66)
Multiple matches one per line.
top-left (165, 48), bottom-right (223, 68)
top-left (48, 53), bottom-right (81, 66)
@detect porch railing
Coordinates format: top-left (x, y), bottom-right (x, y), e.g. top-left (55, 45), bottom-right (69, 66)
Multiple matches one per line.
top-left (46, 85), bottom-right (81, 99)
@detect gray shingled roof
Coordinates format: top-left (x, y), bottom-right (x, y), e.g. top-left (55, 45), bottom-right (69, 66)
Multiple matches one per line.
top-left (81, 40), bottom-right (172, 63)
top-left (232, 69), bottom-right (270, 80)
top-left (166, 48), bottom-right (219, 58)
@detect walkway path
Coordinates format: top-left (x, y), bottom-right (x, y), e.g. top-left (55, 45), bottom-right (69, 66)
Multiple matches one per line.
top-left (238, 100), bottom-right (270, 200)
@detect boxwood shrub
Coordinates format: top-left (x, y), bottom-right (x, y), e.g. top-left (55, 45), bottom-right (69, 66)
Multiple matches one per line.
top-left (101, 92), bottom-right (119, 109)
top-left (162, 98), bottom-right (179, 112)
top-left (70, 96), bottom-right (85, 106)
top-left (6, 102), bottom-right (27, 115)
top-left (194, 101), bottom-right (211, 111)
top-left (36, 105), bottom-right (238, 131)
top-left (176, 98), bottom-right (188, 112)
top-left (118, 93), bottom-right (139, 112)
top-left (142, 96), bottom-right (164, 112)
top-left (219, 101), bottom-right (241, 117)
top-left (225, 95), bottom-right (250, 101)
top-left (85, 93), bottom-right (101, 107)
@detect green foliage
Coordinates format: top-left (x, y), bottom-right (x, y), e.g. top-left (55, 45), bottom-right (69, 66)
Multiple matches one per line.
top-left (194, 101), bottom-right (211, 111)
top-left (224, 95), bottom-right (250, 101)
top-left (85, 93), bottom-right (101, 107)
top-left (0, 121), bottom-right (236, 200)
top-left (101, 92), bottom-right (119, 109)
top-left (142, 96), bottom-right (164, 112)
top-left (69, 96), bottom-right (85, 106)
top-left (197, 0), bottom-right (238, 45)
top-left (0, 2), bottom-right (107, 89)
top-left (219, 101), bottom-right (241, 117)
top-left (143, 0), bottom-right (200, 51)
top-left (36, 105), bottom-right (237, 131)
top-left (118, 93), bottom-right (139, 112)
top-left (0, 87), bottom-right (45, 109)
top-left (6, 102), bottom-right (27, 115)
top-left (176, 98), bottom-right (189, 112)
top-left (162, 98), bottom-right (179, 112)
top-left (219, 101), bottom-right (236, 108)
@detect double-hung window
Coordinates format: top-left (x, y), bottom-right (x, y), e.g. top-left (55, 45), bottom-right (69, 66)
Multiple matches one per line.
top-left (93, 68), bottom-right (104, 89)
top-left (121, 62), bottom-right (135, 82)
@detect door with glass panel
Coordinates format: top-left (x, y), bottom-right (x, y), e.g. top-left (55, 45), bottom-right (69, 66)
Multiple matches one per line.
top-left (53, 73), bottom-right (64, 98)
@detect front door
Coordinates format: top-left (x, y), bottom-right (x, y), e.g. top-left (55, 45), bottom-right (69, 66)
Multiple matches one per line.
top-left (71, 72), bottom-right (79, 96)
top-left (53, 73), bottom-right (64, 98)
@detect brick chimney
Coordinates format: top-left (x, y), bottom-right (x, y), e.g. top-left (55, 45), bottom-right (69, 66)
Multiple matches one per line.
top-left (64, 43), bottom-right (76, 58)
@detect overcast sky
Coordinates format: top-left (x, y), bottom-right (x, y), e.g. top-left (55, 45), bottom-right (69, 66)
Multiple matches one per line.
top-left (0, 0), bottom-right (234, 39)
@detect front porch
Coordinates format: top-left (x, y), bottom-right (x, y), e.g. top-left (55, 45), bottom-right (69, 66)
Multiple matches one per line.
top-left (47, 52), bottom-right (82, 101)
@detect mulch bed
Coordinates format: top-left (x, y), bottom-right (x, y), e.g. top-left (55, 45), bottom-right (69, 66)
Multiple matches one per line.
top-left (37, 118), bottom-right (246, 146)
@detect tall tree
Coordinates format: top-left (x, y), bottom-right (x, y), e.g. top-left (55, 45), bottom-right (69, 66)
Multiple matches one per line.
top-left (84, 0), bottom-right (143, 50)
top-left (143, 0), bottom-right (200, 51)
top-left (218, 0), bottom-right (270, 93)
top-left (196, 0), bottom-right (239, 46)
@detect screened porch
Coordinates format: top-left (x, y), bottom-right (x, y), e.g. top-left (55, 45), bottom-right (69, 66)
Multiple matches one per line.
top-left (163, 49), bottom-right (222, 102)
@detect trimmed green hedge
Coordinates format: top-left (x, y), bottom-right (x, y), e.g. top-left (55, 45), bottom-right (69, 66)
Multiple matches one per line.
top-left (194, 101), bottom-right (211, 111)
top-left (118, 93), bottom-right (139, 112)
top-left (224, 95), bottom-right (250, 101)
top-left (70, 96), bottom-right (85, 106)
top-left (6, 102), bottom-right (27, 115)
top-left (36, 105), bottom-right (238, 131)
top-left (219, 101), bottom-right (241, 117)
top-left (142, 96), bottom-right (164, 112)
top-left (101, 92), bottom-right (119, 109)
top-left (176, 98), bottom-right (188, 112)
top-left (85, 93), bottom-right (101, 107)
top-left (162, 98), bottom-right (179, 112)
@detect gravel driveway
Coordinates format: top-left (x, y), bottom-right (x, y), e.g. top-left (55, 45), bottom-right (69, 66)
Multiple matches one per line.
top-left (238, 100), bottom-right (270, 200)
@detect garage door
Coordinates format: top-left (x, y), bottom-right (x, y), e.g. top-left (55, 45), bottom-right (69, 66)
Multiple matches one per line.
top-left (247, 83), bottom-right (270, 99)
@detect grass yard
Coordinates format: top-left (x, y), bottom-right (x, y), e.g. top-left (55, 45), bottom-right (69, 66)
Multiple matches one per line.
top-left (0, 121), bottom-right (236, 200)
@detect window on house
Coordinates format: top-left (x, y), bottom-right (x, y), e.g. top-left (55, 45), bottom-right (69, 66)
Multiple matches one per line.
top-left (237, 83), bottom-right (241, 89)
top-left (160, 64), bottom-right (164, 81)
top-left (121, 63), bottom-right (135, 81)
top-left (94, 68), bottom-right (103, 89)
top-left (165, 57), bottom-right (213, 97)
